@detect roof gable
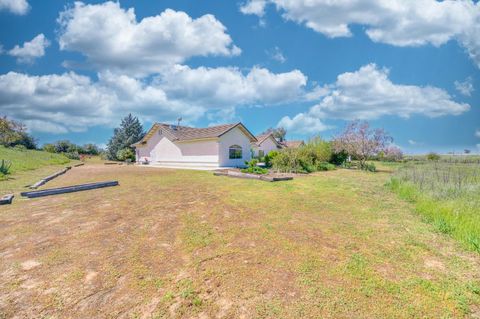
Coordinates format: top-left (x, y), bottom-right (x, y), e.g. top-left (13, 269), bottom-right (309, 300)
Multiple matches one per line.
top-left (133, 122), bottom-right (257, 146)
top-left (254, 132), bottom-right (282, 147)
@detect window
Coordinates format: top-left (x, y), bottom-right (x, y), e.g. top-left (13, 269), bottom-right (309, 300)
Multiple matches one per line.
top-left (229, 145), bottom-right (242, 159)
top-left (258, 150), bottom-right (265, 158)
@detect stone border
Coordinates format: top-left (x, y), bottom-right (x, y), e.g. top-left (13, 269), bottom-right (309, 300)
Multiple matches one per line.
top-left (213, 170), bottom-right (293, 182)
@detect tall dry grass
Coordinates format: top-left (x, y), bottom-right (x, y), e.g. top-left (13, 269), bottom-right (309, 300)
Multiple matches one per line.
top-left (389, 162), bottom-right (480, 253)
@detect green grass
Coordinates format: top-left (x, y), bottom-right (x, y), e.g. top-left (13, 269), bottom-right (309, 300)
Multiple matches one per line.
top-left (0, 146), bottom-right (75, 194)
top-left (388, 162), bottom-right (480, 253)
top-left (0, 146), bottom-right (71, 178)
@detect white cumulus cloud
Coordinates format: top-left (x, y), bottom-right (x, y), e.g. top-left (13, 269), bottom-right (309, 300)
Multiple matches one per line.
top-left (240, 0), bottom-right (480, 68)
top-left (278, 113), bottom-right (330, 135)
top-left (0, 0), bottom-right (29, 15)
top-left (0, 64), bottom-right (309, 133)
top-left (475, 129), bottom-right (480, 138)
top-left (58, 1), bottom-right (241, 76)
top-left (240, 0), bottom-right (267, 17)
top-left (454, 77), bottom-right (474, 96)
top-left (278, 64), bottom-right (470, 134)
top-left (8, 34), bottom-right (50, 64)
top-left (157, 65), bottom-right (307, 107)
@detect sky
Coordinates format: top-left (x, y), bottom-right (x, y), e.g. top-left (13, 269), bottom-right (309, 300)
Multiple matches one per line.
top-left (0, 0), bottom-right (479, 154)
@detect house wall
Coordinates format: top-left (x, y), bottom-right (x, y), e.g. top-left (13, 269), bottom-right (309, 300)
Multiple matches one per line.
top-left (254, 136), bottom-right (280, 157)
top-left (218, 127), bottom-right (252, 167)
top-left (135, 129), bottom-right (219, 165)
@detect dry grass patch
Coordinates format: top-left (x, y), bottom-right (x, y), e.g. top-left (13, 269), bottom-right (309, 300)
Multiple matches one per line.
top-left (0, 164), bottom-right (479, 318)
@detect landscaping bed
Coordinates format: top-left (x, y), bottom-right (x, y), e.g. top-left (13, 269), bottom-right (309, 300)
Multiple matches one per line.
top-left (214, 168), bottom-right (294, 182)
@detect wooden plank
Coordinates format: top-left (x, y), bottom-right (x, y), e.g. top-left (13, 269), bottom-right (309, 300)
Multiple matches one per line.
top-left (29, 167), bottom-right (71, 189)
top-left (21, 181), bottom-right (119, 198)
top-left (214, 171), bottom-right (293, 182)
top-left (260, 176), bottom-right (293, 182)
top-left (104, 162), bottom-right (120, 165)
top-left (73, 163), bottom-right (85, 167)
top-left (0, 194), bottom-right (14, 205)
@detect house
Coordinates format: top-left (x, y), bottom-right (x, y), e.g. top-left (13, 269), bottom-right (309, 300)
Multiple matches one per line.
top-left (251, 132), bottom-right (283, 157)
top-left (281, 140), bottom-right (305, 148)
top-left (132, 122), bottom-right (257, 169)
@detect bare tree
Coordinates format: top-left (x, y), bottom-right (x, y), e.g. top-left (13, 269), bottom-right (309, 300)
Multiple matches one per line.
top-left (262, 127), bottom-right (287, 142)
top-left (332, 120), bottom-right (392, 169)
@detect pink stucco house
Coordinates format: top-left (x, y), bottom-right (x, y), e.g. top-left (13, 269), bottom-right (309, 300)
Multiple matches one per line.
top-left (132, 122), bottom-right (257, 169)
top-left (251, 132), bottom-right (283, 158)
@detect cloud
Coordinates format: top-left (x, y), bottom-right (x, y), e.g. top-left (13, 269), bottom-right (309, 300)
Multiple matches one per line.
top-left (240, 0), bottom-right (267, 17)
top-left (267, 46), bottom-right (286, 63)
top-left (278, 113), bottom-right (330, 134)
top-left (476, 129), bottom-right (480, 138)
top-left (157, 65), bottom-right (307, 107)
top-left (0, 0), bottom-right (29, 15)
top-left (278, 64), bottom-right (470, 134)
top-left (0, 65), bottom-right (308, 133)
top-left (454, 77), bottom-right (474, 96)
top-left (240, 0), bottom-right (480, 68)
top-left (8, 34), bottom-right (50, 64)
top-left (0, 72), bottom-right (116, 133)
top-left (408, 140), bottom-right (423, 146)
top-left (58, 2), bottom-right (240, 76)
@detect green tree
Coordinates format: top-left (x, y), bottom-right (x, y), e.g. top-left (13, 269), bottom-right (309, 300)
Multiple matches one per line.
top-left (0, 116), bottom-right (37, 149)
top-left (80, 143), bottom-right (100, 155)
top-left (107, 114), bottom-right (144, 160)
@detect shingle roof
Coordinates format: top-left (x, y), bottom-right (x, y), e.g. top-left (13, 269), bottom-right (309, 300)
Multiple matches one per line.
top-left (133, 122), bottom-right (257, 146)
top-left (254, 132), bottom-right (282, 147)
top-left (282, 140), bottom-right (305, 148)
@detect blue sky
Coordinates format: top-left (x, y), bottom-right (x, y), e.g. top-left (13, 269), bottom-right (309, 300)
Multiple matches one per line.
top-left (0, 0), bottom-right (479, 154)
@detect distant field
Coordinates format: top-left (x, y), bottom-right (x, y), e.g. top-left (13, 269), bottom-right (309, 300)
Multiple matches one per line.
top-left (1, 164), bottom-right (479, 318)
top-left (406, 154), bottom-right (480, 164)
top-left (389, 161), bottom-right (480, 253)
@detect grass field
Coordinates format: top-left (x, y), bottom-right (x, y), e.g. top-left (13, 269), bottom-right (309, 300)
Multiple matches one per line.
top-left (0, 164), bottom-right (479, 318)
top-left (0, 146), bottom-right (75, 194)
top-left (0, 146), bottom-right (71, 175)
top-left (389, 161), bottom-right (480, 254)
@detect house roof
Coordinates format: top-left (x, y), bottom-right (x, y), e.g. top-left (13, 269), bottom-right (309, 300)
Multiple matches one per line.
top-left (254, 132), bottom-right (282, 147)
top-left (282, 140), bottom-right (305, 148)
top-left (133, 122), bottom-right (257, 146)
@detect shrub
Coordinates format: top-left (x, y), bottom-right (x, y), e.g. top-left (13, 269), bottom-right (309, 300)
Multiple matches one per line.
top-left (264, 150), bottom-right (279, 168)
top-left (363, 162), bottom-right (377, 172)
top-left (64, 151), bottom-right (80, 160)
top-left (42, 143), bottom-right (56, 153)
top-left (241, 166), bottom-right (268, 174)
top-left (13, 144), bottom-right (27, 151)
top-left (245, 158), bottom-right (259, 168)
top-left (272, 148), bottom-right (304, 173)
top-left (272, 137), bottom-right (333, 173)
top-left (0, 159), bottom-right (12, 175)
top-left (116, 148), bottom-right (135, 162)
top-left (317, 162), bottom-right (336, 171)
top-left (426, 152), bottom-right (441, 161)
top-left (330, 150), bottom-right (348, 165)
